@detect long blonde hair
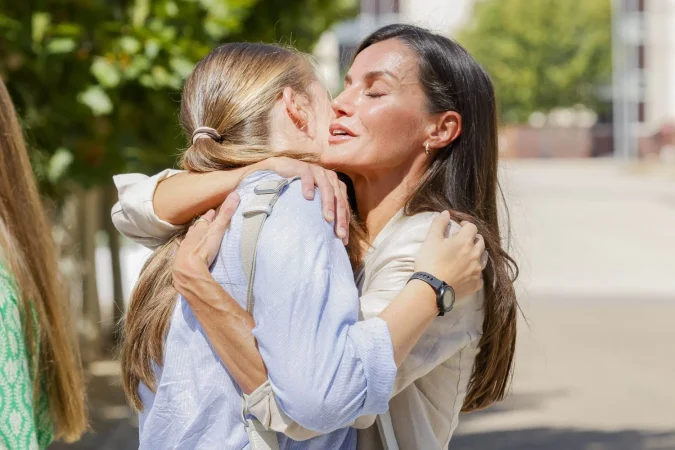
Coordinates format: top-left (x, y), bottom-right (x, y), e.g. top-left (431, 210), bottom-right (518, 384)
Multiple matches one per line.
top-left (121, 43), bottom-right (356, 410)
top-left (0, 80), bottom-right (87, 441)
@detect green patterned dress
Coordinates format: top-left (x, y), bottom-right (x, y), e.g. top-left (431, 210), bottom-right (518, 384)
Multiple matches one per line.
top-left (0, 264), bottom-right (52, 450)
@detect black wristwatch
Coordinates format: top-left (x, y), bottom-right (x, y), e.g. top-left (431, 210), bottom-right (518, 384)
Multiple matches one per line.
top-left (408, 272), bottom-right (456, 316)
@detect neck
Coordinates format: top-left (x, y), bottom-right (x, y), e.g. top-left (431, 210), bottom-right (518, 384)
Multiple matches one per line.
top-left (350, 158), bottom-right (428, 242)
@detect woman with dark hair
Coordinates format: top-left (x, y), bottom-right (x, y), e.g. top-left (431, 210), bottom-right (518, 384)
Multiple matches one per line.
top-left (118, 41), bottom-right (485, 450)
top-left (115, 24), bottom-right (517, 449)
top-left (0, 80), bottom-right (87, 447)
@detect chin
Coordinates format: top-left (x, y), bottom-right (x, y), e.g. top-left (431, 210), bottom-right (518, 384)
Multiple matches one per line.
top-left (320, 148), bottom-right (356, 172)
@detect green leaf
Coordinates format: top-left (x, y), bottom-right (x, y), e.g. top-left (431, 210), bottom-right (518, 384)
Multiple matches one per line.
top-left (46, 37), bottom-right (76, 54)
top-left (169, 57), bottom-right (195, 79)
top-left (119, 36), bottom-right (141, 54)
top-left (78, 86), bottom-right (113, 116)
top-left (31, 12), bottom-right (51, 44)
top-left (132, 0), bottom-right (150, 28)
top-left (91, 57), bottom-right (121, 88)
top-left (164, 1), bottom-right (179, 17)
top-left (51, 23), bottom-right (83, 37)
top-left (123, 55), bottom-right (151, 79)
top-left (145, 39), bottom-right (160, 59)
top-left (47, 147), bottom-right (74, 183)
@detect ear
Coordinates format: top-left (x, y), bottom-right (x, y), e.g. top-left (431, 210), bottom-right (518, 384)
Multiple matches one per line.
top-left (282, 86), bottom-right (308, 130)
top-left (425, 111), bottom-right (462, 150)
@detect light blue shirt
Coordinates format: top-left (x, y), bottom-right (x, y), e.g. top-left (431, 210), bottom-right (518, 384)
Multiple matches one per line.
top-left (138, 171), bottom-right (397, 449)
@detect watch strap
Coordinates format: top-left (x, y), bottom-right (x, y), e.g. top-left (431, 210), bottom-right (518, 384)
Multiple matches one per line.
top-left (408, 272), bottom-right (444, 291)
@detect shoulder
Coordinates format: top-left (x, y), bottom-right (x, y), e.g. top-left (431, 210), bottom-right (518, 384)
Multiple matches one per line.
top-left (0, 263), bottom-right (18, 309)
top-left (386, 211), bottom-right (463, 249)
top-left (251, 176), bottom-right (333, 262)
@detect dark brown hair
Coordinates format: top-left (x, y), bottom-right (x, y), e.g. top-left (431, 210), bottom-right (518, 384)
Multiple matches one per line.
top-left (0, 79), bottom-right (87, 440)
top-left (355, 24), bottom-right (519, 412)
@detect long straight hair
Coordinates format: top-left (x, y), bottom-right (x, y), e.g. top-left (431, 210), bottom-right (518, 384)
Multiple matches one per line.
top-left (120, 43), bottom-right (364, 411)
top-left (0, 80), bottom-right (87, 441)
top-left (355, 24), bottom-right (519, 412)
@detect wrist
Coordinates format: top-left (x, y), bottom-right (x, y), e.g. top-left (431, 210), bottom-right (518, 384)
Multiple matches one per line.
top-left (407, 278), bottom-right (440, 316)
top-left (173, 259), bottom-right (211, 289)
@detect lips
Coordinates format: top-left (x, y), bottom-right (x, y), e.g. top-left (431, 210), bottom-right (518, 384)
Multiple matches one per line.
top-left (329, 123), bottom-right (356, 144)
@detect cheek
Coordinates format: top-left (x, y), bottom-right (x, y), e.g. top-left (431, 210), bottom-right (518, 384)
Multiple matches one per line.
top-left (362, 103), bottom-right (424, 162)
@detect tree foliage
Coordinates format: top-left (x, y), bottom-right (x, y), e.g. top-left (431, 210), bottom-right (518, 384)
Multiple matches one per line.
top-left (0, 0), bottom-right (356, 198)
top-left (459, 0), bottom-right (612, 124)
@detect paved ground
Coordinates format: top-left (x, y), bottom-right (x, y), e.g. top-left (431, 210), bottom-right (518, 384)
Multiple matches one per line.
top-left (454, 159), bottom-right (675, 449)
top-left (50, 159), bottom-right (675, 449)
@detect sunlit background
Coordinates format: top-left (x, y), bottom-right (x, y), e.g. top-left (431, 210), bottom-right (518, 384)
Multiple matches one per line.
top-left (1, 0), bottom-right (674, 449)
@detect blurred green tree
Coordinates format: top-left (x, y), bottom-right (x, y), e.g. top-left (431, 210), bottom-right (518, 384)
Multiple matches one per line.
top-left (0, 0), bottom-right (355, 354)
top-left (459, 0), bottom-right (612, 123)
top-left (0, 0), bottom-right (356, 196)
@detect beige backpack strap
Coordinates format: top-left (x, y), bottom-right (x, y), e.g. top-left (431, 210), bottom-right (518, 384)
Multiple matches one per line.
top-left (241, 178), bottom-right (295, 314)
top-left (240, 177), bottom-right (297, 450)
top-left (376, 412), bottom-right (400, 450)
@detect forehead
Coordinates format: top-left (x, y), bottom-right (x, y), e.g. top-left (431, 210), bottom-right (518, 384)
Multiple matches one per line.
top-left (348, 39), bottom-right (419, 82)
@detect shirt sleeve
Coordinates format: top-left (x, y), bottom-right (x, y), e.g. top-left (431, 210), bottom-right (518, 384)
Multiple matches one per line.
top-left (360, 215), bottom-right (484, 399)
top-left (249, 181), bottom-right (397, 434)
top-left (111, 169), bottom-right (184, 249)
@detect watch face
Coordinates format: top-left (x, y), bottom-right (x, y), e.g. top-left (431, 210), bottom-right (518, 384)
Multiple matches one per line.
top-left (440, 286), bottom-right (455, 311)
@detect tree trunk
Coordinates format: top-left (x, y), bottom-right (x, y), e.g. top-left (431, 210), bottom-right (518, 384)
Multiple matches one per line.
top-left (104, 185), bottom-right (125, 346)
top-left (79, 187), bottom-right (102, 361)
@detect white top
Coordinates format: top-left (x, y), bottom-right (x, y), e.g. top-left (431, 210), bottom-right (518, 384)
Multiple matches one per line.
top-left (112, 169), bottom-right (484, 450)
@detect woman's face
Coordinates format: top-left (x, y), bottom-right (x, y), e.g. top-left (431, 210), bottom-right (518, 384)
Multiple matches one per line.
top-left (320, 39), bottom-right (431, 175)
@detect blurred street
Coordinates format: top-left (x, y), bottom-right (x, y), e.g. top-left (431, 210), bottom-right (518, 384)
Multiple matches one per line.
top-left (50, 159), bottom-right (675, 449)
top-left (453, 160), bottom-right (675, 449)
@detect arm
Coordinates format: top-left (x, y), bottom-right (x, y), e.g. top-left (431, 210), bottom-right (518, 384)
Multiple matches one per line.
top-left (111, 169), bottom-right (184, 249)
top-left (174, 197), bottom-right (484, 436)
top-left (250, 183), bottom-right (396, 432)
top-left (360, 216), bottom-right (485, 397)
top-left (113, 158), bottom-right (351, 249)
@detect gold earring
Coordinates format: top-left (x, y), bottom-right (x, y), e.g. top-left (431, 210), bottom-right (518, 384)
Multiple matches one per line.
top-left (425, 142), bottom-right (430, 155)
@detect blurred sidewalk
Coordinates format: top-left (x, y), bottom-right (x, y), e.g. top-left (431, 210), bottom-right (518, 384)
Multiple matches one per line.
top-left (454, 159), bottom-right (675, 449)
top-left (51, 159), bottom-right (675, 449)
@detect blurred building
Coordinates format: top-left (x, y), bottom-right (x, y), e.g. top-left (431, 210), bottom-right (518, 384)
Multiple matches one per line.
top-left (615, 0), bottom-right (675, 159)
top-left (642, 0), bottom-right (675, 158)
top-left (314, 0), bottom-right (475, 92)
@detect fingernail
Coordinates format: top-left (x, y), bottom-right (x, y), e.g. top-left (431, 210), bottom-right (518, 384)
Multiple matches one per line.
top-left (325, 210), bottom-right (335, 221)
top-left (342, 237), bottom-right (349, 246)
top-left (337, 226), bottom-right (346, 238)
top-left (306, 189), bottom-right (315, 199)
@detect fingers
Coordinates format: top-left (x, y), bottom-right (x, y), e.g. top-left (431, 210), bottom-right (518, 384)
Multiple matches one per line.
top-left (338, 181), bottom-right (350, 245)
top-left (480, 251), bottom-right (489, 270)
top-left (428, 211), bottom-right (451, 240)
top-left (328, 173), bottom-right (348, 242)
top-left (474, 234), bottom-right (486, 254)
top-left (299, 165), bottom-right (316, 200)
top-left (213, 192), bottom-right (240, 232)
top-left (458, 221), bottom-right (478, 242)
top-left (312, 167), bottom-right (336, 222)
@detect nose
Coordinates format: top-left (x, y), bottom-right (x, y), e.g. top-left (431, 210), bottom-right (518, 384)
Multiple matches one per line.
top-left (331, 89), bottom-right (354, 118)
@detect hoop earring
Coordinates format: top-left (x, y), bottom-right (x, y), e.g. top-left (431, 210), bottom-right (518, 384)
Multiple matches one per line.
top-left (425, 142), bottom-right (430, 156)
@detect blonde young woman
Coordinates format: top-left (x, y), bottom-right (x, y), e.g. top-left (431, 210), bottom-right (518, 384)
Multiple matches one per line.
top-left (0, 80), bottom-right (86, 448)
top-left (118, 41), bottom-right (487, 450)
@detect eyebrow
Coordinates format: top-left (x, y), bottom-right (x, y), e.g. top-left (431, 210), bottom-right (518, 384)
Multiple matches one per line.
top-left (344, 70), bottom-right (399, 85)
